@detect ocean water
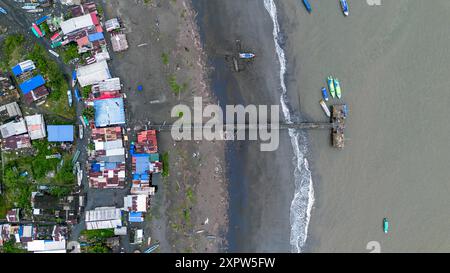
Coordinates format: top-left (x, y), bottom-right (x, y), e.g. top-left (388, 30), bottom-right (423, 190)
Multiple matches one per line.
top-left (263, 0), bottom-right (315, 253)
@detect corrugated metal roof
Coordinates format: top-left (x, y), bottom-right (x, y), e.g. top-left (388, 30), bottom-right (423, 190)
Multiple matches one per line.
top-left (19, 75), bottom-right (45, 95)
top-left (60, 14), bottom-right (94, 34)
top-left (76, 61), bottom-right (111, 87)
top-left (47, 125), bottom-right (74, 142)
top-left (94, 97), bottom-right (125, 127)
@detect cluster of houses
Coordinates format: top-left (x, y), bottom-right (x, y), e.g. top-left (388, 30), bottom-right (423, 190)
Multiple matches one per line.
top-left (0, 187), bottom-right (83, 253)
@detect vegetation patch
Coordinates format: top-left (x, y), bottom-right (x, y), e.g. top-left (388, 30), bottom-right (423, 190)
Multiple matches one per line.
top-left (161, 152), bottom-right (170, 177)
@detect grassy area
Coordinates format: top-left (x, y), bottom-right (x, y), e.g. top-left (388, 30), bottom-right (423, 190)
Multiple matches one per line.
top-left (80, 229), bottom-right (115, 253)
top-left (1, 34), bottom-right (25, 70)
top-left (27, 44), bottom-right (75, 119)
top-left (1, 239), bottom-right (27, 253)
top-left (1, 140), bottom-right (76, 212)
top-left (161, 52), bottom-right (169, 65)
top-left (161, 152), bottom-right (170, 177)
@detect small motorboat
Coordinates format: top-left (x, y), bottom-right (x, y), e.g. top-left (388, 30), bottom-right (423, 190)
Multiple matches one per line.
top-left (79, 124), bottom-right (84, 140)
top-left (0, 7), bottom-right (7, 15)
top-left (321, 87), bottom-right (329, 101)
top-left (239, 53), bottom-right (256, 59)
top-left (319, 99), bottom-right (331, 118)
top-left (383, 218), bottom-right (389, 234)
top-left (67, 90), bottom-right (73, 107)
top-left (340, 0), bottom-right (349, 16)
top-left (302, 0), bottom-right (312, 13)
top-left (334, 78), bottom-right (342, 99)
top-left (327, 76), bottom-right (336, 98)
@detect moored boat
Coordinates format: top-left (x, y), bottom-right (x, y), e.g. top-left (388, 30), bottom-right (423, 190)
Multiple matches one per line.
top-left (327, 76), bottom-right (336, 98)
top-left (0, 7), bottom-right (7, 15)
top-left (239, 53), bottom-right (255, 59)
top-left (319, 99), bottom-right (331, 117)
top-left (302, 0), bottom-right (312, 13)
top-left (79, 124), bottom-right (84, 140)
top-left (321, 87), bottom-right (329, 101)
top-left (144, 243), bottom-right (160, 253)
top-left (383, 218), bottom-right (389, 234)
top-left (340, 0), bottom-right (349, 16)
top-left (334, 78), bottom-right (342, 99)
top-left (67, 90), bottom-right (73, 107)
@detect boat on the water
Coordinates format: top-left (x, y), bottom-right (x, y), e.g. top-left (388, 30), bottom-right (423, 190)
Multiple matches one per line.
top-left (239, 53), bottom-right (255, 59)
top-left (144, 243), bottom-right (160, 253)
top-left (319, 99), bottom-right (331, 118)
top-left (67, 90), bottom-right (73, 107)
top-left (321, 87), bottom-right (329, 101)
top-left (302, 0), bottom-right (312, 13)
top-left (334, 78), bottom-right (342, 99)
top-left (22, 3), bottom-right (40, 10)
top-left (327, 76), bottom-right (336, 98)
top-left (0, 7), bottom-right (7, 15)
top-left (340, 0), bottom-right (349, 16)
top-left (383, 218), bottom-right (389, 234)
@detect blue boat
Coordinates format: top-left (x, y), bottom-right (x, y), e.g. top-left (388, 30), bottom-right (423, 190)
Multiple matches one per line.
top-left (340, 0), bottom-right (349, 16)
top-left (72, 70), bottom-right (77, 87)
top-left (74, 88), bottom-right (81, 102)
top-left (321, 87), bottom-right (329, 101)
top-left (383, 218), bottom-right (389, 234)
top-left (0, 7), bottom-right (7, 15)
top-left (302, 0), bottom-right (312, 13)
top-left (35, 15), bottom-right (48, 25)
top-left (239, 53), bottom-right (256, 59)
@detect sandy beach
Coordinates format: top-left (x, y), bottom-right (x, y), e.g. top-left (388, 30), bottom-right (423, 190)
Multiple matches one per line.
top-left (278, 0), bottom-right (450, 252)
top-left (102, 0), bottom-right (228, 252)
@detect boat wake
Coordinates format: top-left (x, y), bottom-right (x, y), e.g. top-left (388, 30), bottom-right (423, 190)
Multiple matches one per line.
top-left (263, 0), bottom-right (315, 253)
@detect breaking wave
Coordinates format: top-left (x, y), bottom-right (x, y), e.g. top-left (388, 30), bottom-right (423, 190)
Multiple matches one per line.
top-left (263, 0), bottom-right (315, 253)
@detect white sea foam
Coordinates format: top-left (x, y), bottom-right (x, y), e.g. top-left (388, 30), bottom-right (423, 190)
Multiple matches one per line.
top-left (263, 0), bottom-right (315, 253)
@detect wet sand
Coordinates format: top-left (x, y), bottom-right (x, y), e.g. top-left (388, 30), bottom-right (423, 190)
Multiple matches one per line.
top-left (194, 0), bottom-right (295, 252)
top-left (279, 0), bottom-right (450, 252)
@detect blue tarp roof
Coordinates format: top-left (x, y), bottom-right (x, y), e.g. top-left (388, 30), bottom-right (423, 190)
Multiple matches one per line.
top-left (91, 163), bottom-right (101, 172)
top-left (47, 125), bottom-right (74, 142)
top-left (94, 98), bottom-right (126, 127)
top-left (12, 65), bottom-right (24, 77)
top-left (129, 212), bottom-right (144, 223)
top-left (135, 156), bottom-right (149, 175)
top-left (88, 32), bottom-right (104, 42)
top-left (19, 75), bottom-right (45, 94)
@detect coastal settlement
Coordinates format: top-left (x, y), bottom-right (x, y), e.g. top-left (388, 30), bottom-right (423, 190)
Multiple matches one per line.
top-left (0, 0), bottom-right (165, 253)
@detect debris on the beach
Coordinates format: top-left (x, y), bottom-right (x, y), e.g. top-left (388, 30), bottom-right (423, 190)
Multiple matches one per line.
top-left (206, 235), bottom-right (216, 240)
top-left (195, 229), bottom-right (205, 234)
top-left (137, 43), bottom-right (148, 47)
top-left (204, 218), bottom-right (209, 225)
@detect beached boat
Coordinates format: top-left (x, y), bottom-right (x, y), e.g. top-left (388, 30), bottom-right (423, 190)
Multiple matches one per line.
top-left (0, 7), bottom-right (7, 15)
top-left (319, 99), bottom-right (331, 117)
top-left (327, 76), bottom-right (336, 98)
top-left (49, 49), bottom-right (59, 58)
top-left (22, 3), bottom-right (40, 10)
top-left (383, 218), bottom-right (389, 234)
top-left (144, 243), bottom-right (160, 253)
top-left (321, 87), bottom-right (329, 101)
top-left (26, 9), bottom-right (43, 13)
top-left (67, 90), bottom-right (72, 107)
top-left (302, 0), bottom-right (312, 13)
top-left (72, 70), bottom-right (77, 87)
top-left (77, 168), bottom-right (83, 186)
top-left (334, 78), bottom-right (342, 99)
top-left (239, 53), bottom-right (255, 59)
top-left (340, 0), bottom-right (349, 16)
top-left (31, 23), bottom-right (44, 38)
top-left (74, 88), bottom-right (81, 102)
top-left (79, 124), bottom-right (84, 140)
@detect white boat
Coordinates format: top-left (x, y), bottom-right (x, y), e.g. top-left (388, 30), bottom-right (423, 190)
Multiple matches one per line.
top-left (48, 49), bottom-right (59, 58)
top-left (76, 163), bottom-right (83, 186)
top-left (319, 99), bottom-right (331, 117)
top-left (79, 124), bottom-right (84, 139)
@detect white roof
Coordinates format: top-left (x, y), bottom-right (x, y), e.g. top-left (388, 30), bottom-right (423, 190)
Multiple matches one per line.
top-left (76, 61), bottom-right (111, 87)
top-left (0, 119), bottom-right (27, 138)
top-left (124, 195), bottom-right (147, 212)
top-left (85, 207), bottom-right (121, 222)
top-left (94, 139), bottom-right (123, 151)
top-left (0, 102), bottom-right (22, 119)
top-left (25, 114), bottom-right (46, 140)
top-left (86, 219), bottom-right (122, 230)
top-left (105, 18), bottom-right (120, 32)
top-left (105, 147), bottom-right (125, 156)
top-left (60, 14), bottom-right (94, 35)
top-left (27, 240), bottom-right (66, 252)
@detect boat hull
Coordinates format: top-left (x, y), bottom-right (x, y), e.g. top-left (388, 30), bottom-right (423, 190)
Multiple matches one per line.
top-left (328, 77), bottom-right (336, 98)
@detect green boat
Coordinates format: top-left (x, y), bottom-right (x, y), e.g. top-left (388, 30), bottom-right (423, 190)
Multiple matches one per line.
top-left (383, 218), bottom-right (389, 234)
top-left (327, 76), bottom-right (336, 98)
top-left (334, 78), bottom-right (342, 99)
